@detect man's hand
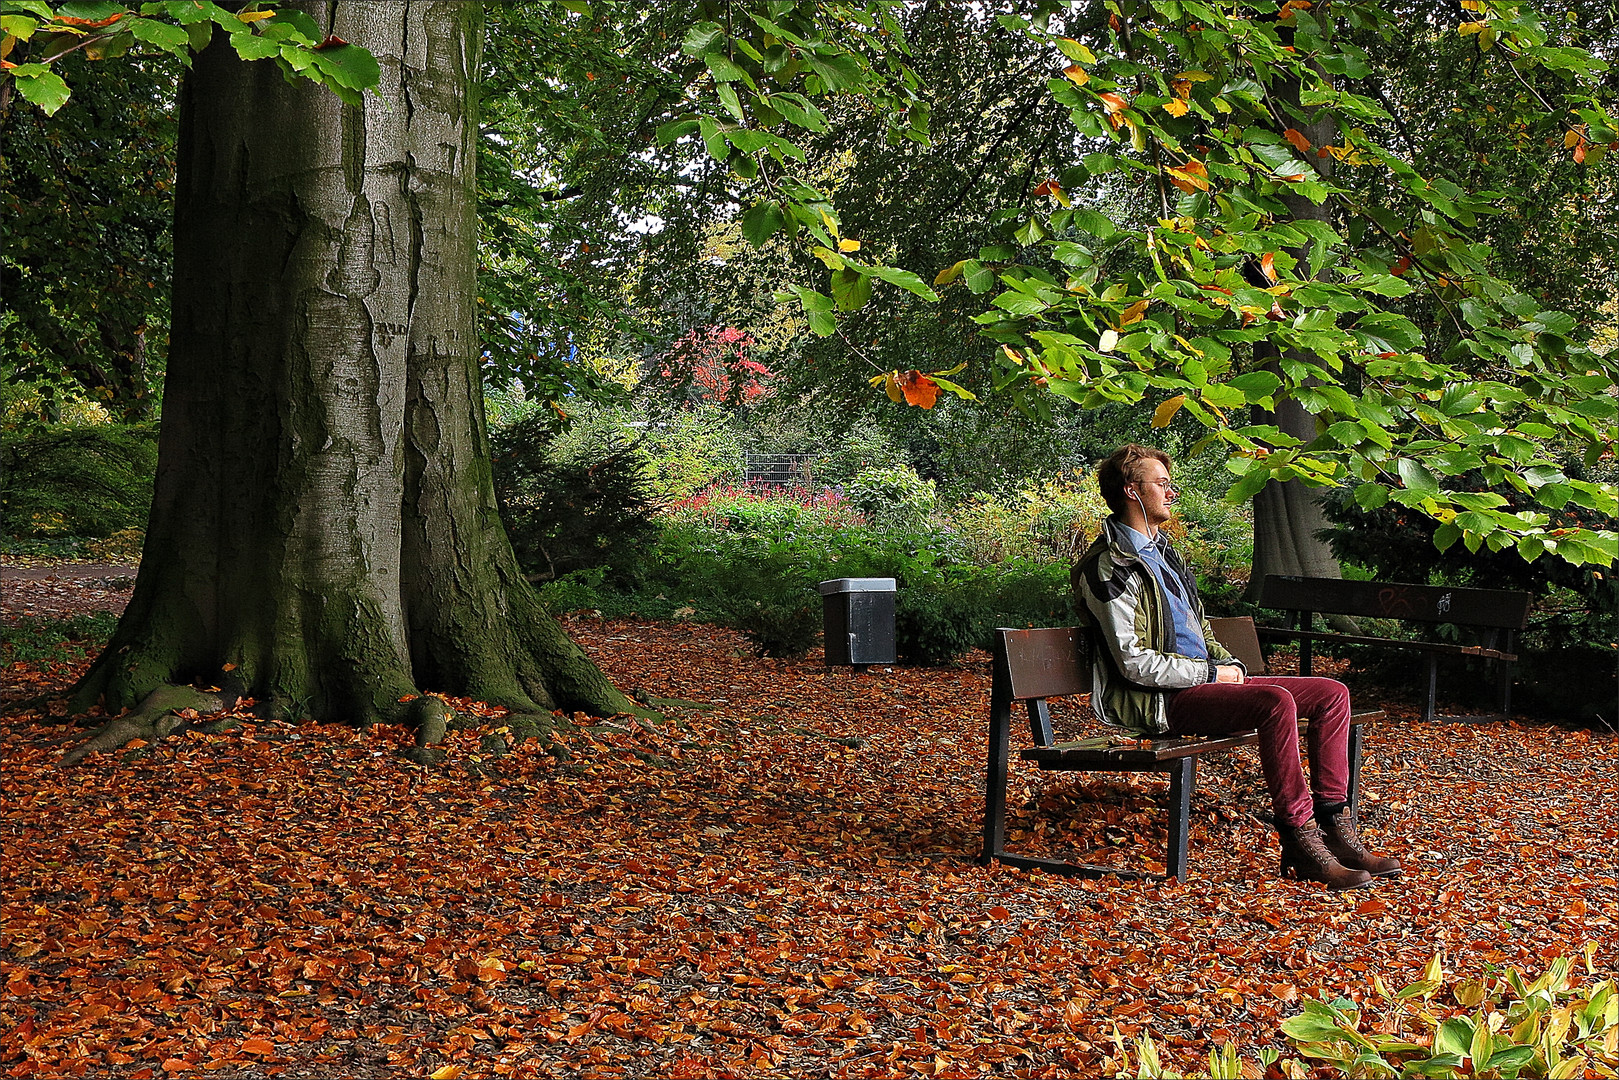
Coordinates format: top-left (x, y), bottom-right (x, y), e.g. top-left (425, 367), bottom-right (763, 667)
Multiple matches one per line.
top-left (1214, 664), bottom-right (1244, 685)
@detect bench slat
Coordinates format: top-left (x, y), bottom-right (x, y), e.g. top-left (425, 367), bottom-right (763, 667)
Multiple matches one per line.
top-left (1023, 731), bottom-right (1258, 766)
top-left (1000, 626), bottom-right (1090, 701)
top-left (1261, 575), bottom-right (1530, 629)
top-left (1257, 626), bottom-right (1518, 662)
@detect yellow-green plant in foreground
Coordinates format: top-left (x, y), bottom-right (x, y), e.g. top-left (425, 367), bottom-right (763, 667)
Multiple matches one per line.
top-left (1128, 948), bottom-right (1616, 1079)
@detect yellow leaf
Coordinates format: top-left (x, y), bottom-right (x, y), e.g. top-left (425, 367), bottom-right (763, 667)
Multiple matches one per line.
top-left (1174, 70), bottom-right (1214, 82)
top-left (430, 1068), bottom-right (463, 1080)
top-left (1062, 64), bottom-right (1090, 87)
top-left (1459, 21), bottom-right (1485, 35)
top-left (934, 260), bottom-right (967, 286)
top-left (1152, 395), bottom-right (1186, 428)
top-left (838, 237), bottom-right (861, 252)
top-left (1162, 99), bottom-right (1189, 117)
top-left (1120, 299), bottom-right (1149, 325)
top-left (884, 372), bottom-right (903, 403)
top-left (237, 10), bottom-right (274, 21)
top-left (1001, 345), bottom-right (1025, 366)
top-left (1060, 39), bottom-right (1096, 64)
top-left (810, 246), bottom-right (845, 270)
top-left (1424, 953), bottom-right (1445, 985)
top-left (1564, 128), bottom-right (1582, 149)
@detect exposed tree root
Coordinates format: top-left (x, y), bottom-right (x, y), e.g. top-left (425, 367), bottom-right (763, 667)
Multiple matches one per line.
top-left (58, 685), bottom-right (224, 768)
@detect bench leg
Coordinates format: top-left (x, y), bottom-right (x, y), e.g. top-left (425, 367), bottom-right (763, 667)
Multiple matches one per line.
top-left (982, 707), bottom-right (1013, 865)
top-left (1346, 724), bottom-right (1363, 812)
top-left (1165, 758), bottom-right (1195, 882)
top-left (1425, 654), bottom-right (1438, 722)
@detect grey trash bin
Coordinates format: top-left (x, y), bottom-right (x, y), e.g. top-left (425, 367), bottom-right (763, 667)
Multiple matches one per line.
top-left (819, 577), bottom-right (897, 667)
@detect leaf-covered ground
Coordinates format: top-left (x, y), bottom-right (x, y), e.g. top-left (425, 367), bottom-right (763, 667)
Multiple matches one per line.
top-left (2, 608), bottom-right (1615, 1078)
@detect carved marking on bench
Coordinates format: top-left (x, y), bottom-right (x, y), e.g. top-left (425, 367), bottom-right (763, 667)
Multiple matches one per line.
top-left (1437, 592), bottom-right (1452, 615)
top-left (1377, 585), bottom-right (1417, 617)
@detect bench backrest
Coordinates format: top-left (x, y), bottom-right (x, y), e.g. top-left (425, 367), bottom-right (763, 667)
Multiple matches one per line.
top-left (994, 626), bottom-right (1090, 702)
top-left (1261, 575), bottom-right (1530, 630)
top-left (1207, 616), bottom-right (1267, 674)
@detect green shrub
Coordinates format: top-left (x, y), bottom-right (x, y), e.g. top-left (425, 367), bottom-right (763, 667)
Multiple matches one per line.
top-left (846, 464), bottom-right (937, 531)
top-left (949, 472), bottom-right (1109, 565)
top-left (1130, 952), bottom-right (1616, 1080)
top-left (490, 413), bottom-right (662, 586)
top-left (1, 423), bottom-right (157, 539)
top-left (639, 404), bottom-right (745, 499)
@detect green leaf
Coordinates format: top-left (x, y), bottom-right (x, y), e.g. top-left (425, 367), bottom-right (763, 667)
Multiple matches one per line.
top-left (804, 51), bottom-right (863, 93)
top-left (655, 118), bottom-right (700, 145)
top-left (9, 66), bottom-right (70, 114)
top-left (867, 264), bottom-right (940, 302)
top-left (766, 92), bottom-right (826, 132)
top-left (682, 21), bottom-right (723, 55)
top-left (227, 28), bottom-right (280, 61)
top-left (265, 7), bottom-right (320, 42)
top-left (1357, 274), bottom-right (1413, 297)
top-left (1227, 371), bottom-right (1281, 402)
top-left (58, 0), bottom-right (123, 18)
top-left (309, 42), bottom-right (380, 92)
top-left (126, 16), bottom-right (190, 52)
top-left (1353, 484), bottom-right (1388, 510)
top-left (740, 201), bottom-right (785, 248)
top-left (1396, 458), bottom-right (1440, 498)
top-left (1072, 210), bottom-right (1116, 239)
top-left (704, 49), bottom-right (749, 84)
top-left (1434, 1018), bottom-right (1474, 1058)
top-left (0, 13), bottom-right (40, 38)
top-left (830, 267), bottom-right (872, 312)
top-left (964, 260), bottom-right (997, 294)
top-left (696, 117), bottom-right (729, 163)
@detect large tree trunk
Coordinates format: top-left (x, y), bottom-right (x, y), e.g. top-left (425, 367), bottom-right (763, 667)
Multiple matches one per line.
top-left (73, 1), bottom-right (636, 730)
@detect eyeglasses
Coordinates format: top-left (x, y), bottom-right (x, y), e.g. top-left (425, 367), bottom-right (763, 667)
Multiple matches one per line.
top-left (1136, 478), bottom-right (1179, 495)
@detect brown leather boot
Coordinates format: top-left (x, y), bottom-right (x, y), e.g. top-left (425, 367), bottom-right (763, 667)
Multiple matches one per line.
top-left (1278, 820), bottom-right (1374, 890)
top-left (1315, 803), bottom-right (1402, 877)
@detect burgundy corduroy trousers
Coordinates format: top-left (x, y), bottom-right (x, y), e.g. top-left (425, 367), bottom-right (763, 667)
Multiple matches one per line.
top-left (1164, 676), bottom-right (1353, 828)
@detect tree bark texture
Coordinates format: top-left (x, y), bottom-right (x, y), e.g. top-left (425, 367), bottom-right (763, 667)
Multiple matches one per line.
top-left (75, 0), bottom-right (637, 726)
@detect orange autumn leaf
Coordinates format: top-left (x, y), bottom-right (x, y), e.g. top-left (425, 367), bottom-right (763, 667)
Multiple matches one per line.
top-left (1098, 92), bottom-right (1128, 114)
top-left (1260, 252), bottom-right (1278, 282)
top-left (1165, 159), bottom-right (1208, 192)
top-left (1119, 299), bottom-right (1149, 325)
top-left (1062, 64), bottom-right (1089, 86)
top-left (59, 13), bottom-right (125, 28)
top-left (1283, 128), bottom-right (1313, 154)
top-left (899, 370), bottom-right (941, 408)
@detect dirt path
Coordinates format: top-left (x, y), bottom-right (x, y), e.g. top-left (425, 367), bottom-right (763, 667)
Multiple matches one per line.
top-left (0, 559), bottom-right (138, 621)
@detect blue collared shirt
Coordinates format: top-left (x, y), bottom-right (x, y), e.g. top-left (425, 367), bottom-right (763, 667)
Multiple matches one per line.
top-left (1118, 521), bottom-right (1208, 660)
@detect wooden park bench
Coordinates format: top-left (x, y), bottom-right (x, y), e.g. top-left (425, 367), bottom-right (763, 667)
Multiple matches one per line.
top-left (1258, 575), bottom-right (1530, 722)
top-left (980, 617), bottom-right (1381, 882)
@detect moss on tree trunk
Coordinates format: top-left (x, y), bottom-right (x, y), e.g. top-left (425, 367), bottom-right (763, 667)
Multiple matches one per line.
top-left (71, 1), bottom-right (638, 736)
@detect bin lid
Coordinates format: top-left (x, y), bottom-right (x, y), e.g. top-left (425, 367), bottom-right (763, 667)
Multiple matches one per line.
top-left (818, 577), bottom-right (897, 595)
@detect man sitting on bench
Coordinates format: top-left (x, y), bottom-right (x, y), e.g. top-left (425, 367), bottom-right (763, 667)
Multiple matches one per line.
top-left (1072, 444), bottom-right (1402, 891)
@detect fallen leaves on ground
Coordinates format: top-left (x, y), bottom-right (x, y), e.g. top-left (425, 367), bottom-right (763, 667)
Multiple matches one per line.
top-left (2, 615), bottom-right (1615, 1078)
